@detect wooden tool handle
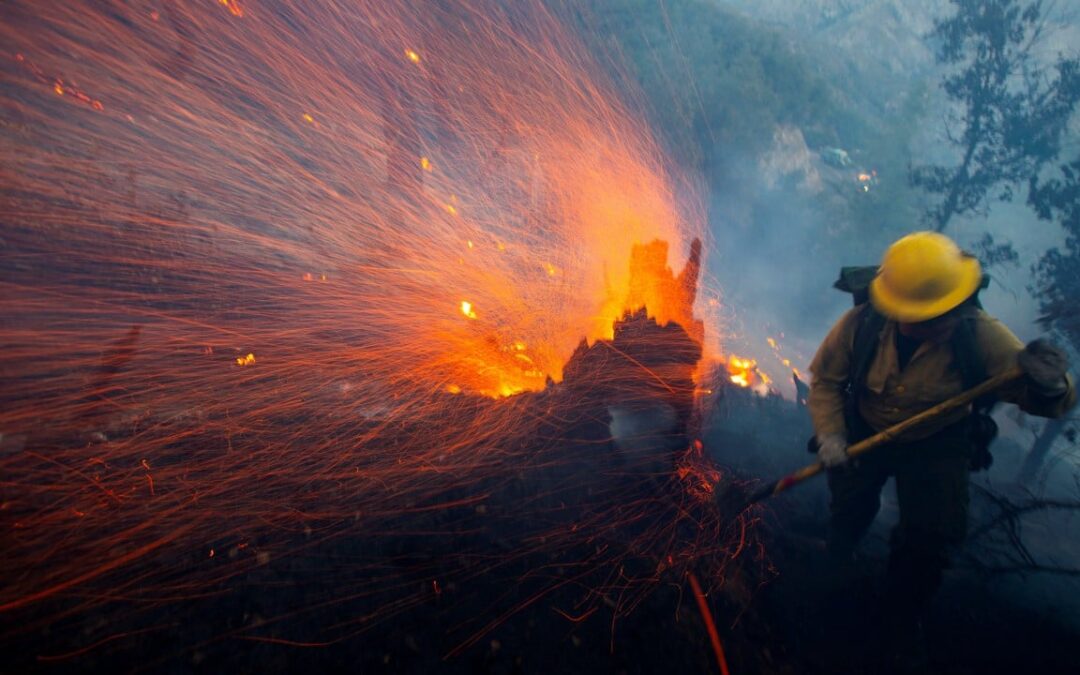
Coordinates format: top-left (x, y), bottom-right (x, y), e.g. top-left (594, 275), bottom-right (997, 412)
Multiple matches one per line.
top-left (745, 366), bottom-right (1026, 505)
top-left (846, 365), bottom-right (1024, 460)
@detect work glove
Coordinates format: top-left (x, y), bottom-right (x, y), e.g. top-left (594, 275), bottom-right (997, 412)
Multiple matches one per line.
top-left (1018, 339), bottom-right (1070, 398)
top-left (816, 433), bottom-right (849, 468)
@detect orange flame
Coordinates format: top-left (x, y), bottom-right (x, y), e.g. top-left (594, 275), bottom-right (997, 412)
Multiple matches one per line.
top-left (0, 4), bottom-right (755, 659)
top-left (219, 0), bottom-right (243, 17)
top-left (725, 354), bottom-right (770, 390)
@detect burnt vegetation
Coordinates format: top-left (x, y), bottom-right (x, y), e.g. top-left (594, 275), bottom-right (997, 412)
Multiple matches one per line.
top-left (3, 1), bottom-right (1080, 674)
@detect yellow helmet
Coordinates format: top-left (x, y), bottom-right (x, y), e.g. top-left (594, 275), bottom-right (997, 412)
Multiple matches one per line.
top-left (869, 231), bottom-right (982, 323)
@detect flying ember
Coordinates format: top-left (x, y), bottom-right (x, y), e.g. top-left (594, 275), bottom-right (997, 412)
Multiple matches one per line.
top-left (0, 0), bottom-right (742, 668)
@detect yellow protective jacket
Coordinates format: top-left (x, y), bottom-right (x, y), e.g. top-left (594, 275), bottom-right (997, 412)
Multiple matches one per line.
top-left (809, 307), bottom-right (1076, 443)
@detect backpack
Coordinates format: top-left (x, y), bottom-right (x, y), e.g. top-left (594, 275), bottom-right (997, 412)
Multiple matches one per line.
top-left (820, 266), bottom-right (998, 470)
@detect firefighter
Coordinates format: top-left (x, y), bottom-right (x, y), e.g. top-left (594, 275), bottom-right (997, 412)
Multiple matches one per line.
top-left (808, 231), bottom-right (1076, 659)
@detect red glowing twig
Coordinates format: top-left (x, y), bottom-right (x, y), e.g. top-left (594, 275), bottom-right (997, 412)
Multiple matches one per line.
top-left (687, 571), bottom-right (731, 675)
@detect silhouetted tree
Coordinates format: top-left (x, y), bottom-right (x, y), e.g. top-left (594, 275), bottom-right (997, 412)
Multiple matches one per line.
top-left (1031, 155), bottom-right (1080, 346)
top-left (911, 0), bottom-right (1080, 233)
top-left (1021, 155), bottom-right (1080, 483)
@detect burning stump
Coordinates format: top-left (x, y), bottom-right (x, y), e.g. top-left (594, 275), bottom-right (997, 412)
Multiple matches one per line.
top-left (559, 306), bottom-right (701, 471)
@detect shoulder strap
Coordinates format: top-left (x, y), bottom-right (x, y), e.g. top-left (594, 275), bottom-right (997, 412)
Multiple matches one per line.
top-left (951, 306), bottom-right (995, 411)
top-left (849, 303), bottom-right (886, 396)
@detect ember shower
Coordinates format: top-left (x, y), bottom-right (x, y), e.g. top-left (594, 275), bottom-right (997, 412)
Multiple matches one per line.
top-left (0, 0), bottom-right (748, 664)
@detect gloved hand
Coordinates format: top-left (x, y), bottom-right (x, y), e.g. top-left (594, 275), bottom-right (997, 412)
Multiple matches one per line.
top-left (816, 433), bottom-right (849, 468)
top-left (1018, 339), bottom-right (1070, 397)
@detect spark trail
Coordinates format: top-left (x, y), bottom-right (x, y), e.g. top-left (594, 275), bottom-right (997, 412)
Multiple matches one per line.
top-left (0, 0), bottom-right (752, 665)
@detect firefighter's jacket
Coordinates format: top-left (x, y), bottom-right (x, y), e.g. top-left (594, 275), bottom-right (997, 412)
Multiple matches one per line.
top-left (809, 307), bottom-right (1076, 443)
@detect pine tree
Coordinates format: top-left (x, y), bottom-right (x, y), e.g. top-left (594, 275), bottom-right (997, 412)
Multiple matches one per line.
top-left (911, 0), bottom-right (1079, 232)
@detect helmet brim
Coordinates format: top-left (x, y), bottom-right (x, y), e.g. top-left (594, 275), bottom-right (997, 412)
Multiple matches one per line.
top-left (869, 256), bottom-right (982, 323)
